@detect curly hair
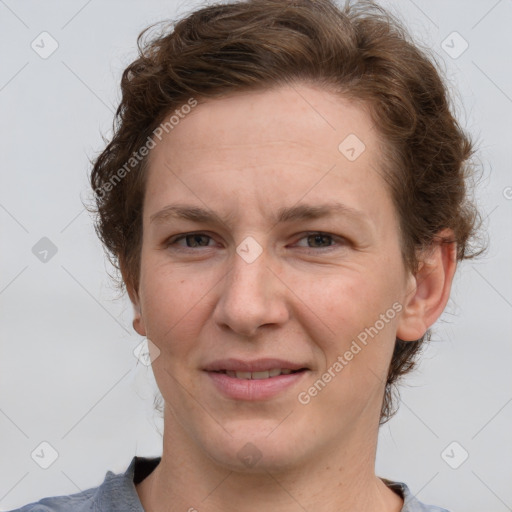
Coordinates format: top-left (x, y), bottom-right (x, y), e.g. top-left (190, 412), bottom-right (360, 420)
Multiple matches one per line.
top-left (88, 0), bottom-right (484, 424)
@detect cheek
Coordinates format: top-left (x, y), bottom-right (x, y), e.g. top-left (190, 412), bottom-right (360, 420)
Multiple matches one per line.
top-left (300, 271), bottom-right (395, 340)
top-left (139, 260), bottom-right (213, 352)
top-left (299, 274), bottom-right (400, 410)
top-left (295, 268), bottom-right (402, 398)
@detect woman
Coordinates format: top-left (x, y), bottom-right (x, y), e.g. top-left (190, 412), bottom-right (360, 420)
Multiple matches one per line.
top-left (10, 0), bottom-right (482, 510)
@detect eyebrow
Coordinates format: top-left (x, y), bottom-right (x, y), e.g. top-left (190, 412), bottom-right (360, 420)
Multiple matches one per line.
top-left (149, 202), bottom-right (371, 229)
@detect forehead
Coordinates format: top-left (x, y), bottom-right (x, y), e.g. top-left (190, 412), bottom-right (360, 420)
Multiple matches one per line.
top-left (152, 83), bottom-right (375, 163)
top-left (143, 82), bottom-right (393, 228)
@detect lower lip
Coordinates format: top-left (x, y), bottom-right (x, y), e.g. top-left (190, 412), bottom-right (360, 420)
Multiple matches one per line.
top-left (205, 371), bottom-right (308, 401)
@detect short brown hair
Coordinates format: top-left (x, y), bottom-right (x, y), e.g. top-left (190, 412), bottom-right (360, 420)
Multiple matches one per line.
top-left (89, 0), bottom-right (484, 423)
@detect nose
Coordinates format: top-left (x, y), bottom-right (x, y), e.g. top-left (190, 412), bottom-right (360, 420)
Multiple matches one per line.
top-left (212, 243), bottom-right (290, 338)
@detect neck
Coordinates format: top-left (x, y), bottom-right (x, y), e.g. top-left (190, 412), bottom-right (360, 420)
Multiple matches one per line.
top-left (136, 408), bottom-right (403, 512)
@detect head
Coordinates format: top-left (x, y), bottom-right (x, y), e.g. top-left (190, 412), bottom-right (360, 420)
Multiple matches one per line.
top-left (89, 0), bottom-right (482, 464)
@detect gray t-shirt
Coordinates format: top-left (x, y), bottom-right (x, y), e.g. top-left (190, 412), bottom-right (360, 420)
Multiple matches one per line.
top-left (7, 456), bottom-right (450, 512)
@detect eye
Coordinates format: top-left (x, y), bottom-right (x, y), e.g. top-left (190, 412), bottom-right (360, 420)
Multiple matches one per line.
top-left (294, 232), bottom-right (346, 250)
top-left (164, 231), bottom-right (347, 252)
top-left (166, 232), bottom-right (215, 249)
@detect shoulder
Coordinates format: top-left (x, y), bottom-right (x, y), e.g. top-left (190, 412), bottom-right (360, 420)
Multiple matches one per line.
top-left (382, 478), bottom-right (451, 512)
top-left (5, 456), bottom-right (157, 512)
top-left (4, 487), bottom-right (97, 512)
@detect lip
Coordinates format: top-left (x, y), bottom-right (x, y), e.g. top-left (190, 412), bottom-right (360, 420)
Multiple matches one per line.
top-left (203, 358), bottom-right (308, 373)
top-left (205, 370), bottom-right (308, 401)
top-left (203, 358), bottom-right (310, 401)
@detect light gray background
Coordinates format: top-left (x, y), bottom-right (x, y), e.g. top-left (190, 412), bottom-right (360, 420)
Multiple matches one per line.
top-left (1, 0), bottom-right (511, 510)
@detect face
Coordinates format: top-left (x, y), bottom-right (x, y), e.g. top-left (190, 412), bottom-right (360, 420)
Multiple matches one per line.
top-left (131, 82), bottom-right (415, 471)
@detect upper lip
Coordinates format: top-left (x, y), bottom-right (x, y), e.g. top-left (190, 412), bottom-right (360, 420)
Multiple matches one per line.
top-left (203, 358), bottom-right (309, 372)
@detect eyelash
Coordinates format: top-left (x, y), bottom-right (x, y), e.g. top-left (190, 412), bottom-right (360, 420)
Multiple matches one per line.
top-left (165, 231), bottom-right (347, 252)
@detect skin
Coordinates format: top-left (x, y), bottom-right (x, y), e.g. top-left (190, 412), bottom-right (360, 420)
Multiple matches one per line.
top-left (127, 82), bottom-right (457, 512)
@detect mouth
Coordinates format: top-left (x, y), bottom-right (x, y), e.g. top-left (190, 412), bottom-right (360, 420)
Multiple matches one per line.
top-left (210, 368), bottom-right (308, 380)
top-left (203, 358), bottom-right (310, 400)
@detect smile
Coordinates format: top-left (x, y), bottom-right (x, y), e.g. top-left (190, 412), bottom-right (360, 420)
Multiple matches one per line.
top-left (213, 368), bottom-right (305, 379)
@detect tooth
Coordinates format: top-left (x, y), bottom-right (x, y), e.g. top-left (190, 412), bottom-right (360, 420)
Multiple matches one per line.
top-left (226, 369), bottom-right (296, 379)
top-left (252, 371), bottom-right (270, 379)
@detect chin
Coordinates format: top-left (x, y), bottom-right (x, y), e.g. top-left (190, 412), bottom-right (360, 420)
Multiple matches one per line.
top-left (201, 425), bottom-right (309, 473)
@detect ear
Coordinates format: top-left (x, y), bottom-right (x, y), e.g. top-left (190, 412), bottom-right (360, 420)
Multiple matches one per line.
top-left (121, 262), bottom-right (147, 337)
top-left (396, 228), bottom-right (457, 341)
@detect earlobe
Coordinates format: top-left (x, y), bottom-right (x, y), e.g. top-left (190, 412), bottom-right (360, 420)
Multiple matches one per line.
top-left (132, 301), bottom-right (147, 337)
top-left (125, 281), bottom-right (147, 337)
top-left (396, 229), bottom-right (457, 342)
top-left (120, 259), bottom-right (147, 337)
